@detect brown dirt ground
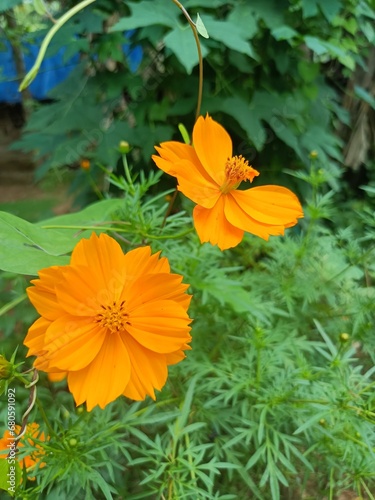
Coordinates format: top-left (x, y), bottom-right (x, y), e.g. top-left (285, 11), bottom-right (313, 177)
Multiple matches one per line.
top-left (0, 104), bottom-right (70, 211)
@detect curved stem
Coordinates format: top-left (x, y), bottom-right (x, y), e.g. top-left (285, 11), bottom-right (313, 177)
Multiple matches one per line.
top-left (19, 0), bottom-right (97, 90)
top-left (171, 0), bottom-right (203, 121)
top-left (0, 293), bottom-right (27, 317)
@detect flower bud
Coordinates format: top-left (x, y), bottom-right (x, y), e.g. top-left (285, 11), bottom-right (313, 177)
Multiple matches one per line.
top-left (0, 355), bottom-right (13, 379)
top-left (309, 150), bottom-right (318, 159)
top-left (339, 333), bottom-right (350, 343)
top-left (118, 141), bottom-right (130, 154)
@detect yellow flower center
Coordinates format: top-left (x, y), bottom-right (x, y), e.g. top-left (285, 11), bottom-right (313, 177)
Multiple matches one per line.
top-left (220, 155), bottom-right (259, 194)
top-left (95, 300), bottom-right (130, 333)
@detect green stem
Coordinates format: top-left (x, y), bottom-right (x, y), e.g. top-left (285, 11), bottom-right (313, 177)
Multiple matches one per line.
top-left (19, 0), bottom-right (97, 90)
top-left (0, 293), bottom-right (27, 317)
top-left (171, 0), bottom-right (203, 122)
top-left (35, 398), bottom-right (56, 438)
top-left (40, 224), bottom-right (194, 240)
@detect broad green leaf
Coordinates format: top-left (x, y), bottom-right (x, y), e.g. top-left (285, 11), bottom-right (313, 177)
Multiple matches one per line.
top-left (196, 13), bottom-right (209, 39)
top-left (33, 0), bottom-right (48, 16)
top-left (249, 0), bottom-right (285, 29)
top-left (354, 85), bottom-right (375, 109)
top-left (302, 0), bottom-right (342, 21)
top-left (271, 26), bottom-right (298, 41)
top-left (164, 26), bottom-right (208, 74)
top-left (0, 0), bottom-right (23, 12)
top-left (38, 199), bottom-right (124, 236)
top-left (0, 459), bottom-right (22, 496)
top-left (0, 200), bottom-right (123, 275)
top-left (112, 1), bottom-right (178, 31)
top-left (0, 212), bottom-right (74, 275)
top-left (302, 0), bottom-right (319, 18)
top-left (318, 0), bottom-right (342, 22)
top-left (203, 16), bottom-right (258, 59)
top-left (227, 3), bottom-right (258, 39)
top-left (298, 61), bottom-right (320, 82)
top-left (304, 36), bottom-right (328, 56)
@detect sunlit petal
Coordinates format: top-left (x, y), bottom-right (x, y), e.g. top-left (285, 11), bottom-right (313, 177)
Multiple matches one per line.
top-left (68, 332), bottom-right (131, 410)
top-left (193, 199), bottom-right (244, 250)
top-left (192, 115), bottom-right (231, 185)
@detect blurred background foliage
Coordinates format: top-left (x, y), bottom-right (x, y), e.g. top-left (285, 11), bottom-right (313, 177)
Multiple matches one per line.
top-left (2, 0), bottom-right (374, 191)
top-left (1, 0), bottom-right (375, 499)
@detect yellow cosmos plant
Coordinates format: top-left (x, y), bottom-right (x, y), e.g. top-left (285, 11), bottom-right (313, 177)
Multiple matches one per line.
top-left (152, 114), bottom-right (304, 250)
top-left (24, 233), bottom-right (192, 411)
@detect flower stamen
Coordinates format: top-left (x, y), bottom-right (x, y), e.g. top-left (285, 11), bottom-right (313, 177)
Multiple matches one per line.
top-left (220, 155), bottom-right (259, 194)
top-left (95, 301), bottom-right (130, 333)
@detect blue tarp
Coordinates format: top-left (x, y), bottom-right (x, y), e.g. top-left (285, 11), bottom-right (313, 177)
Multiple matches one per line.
top-left (0, 35), bottom-right (142, 103)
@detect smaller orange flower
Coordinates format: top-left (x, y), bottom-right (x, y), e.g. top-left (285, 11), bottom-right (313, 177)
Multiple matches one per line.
top-left (152, 114), bottom-right (304, 250)
top-left (0, 423), bottom-right (47, 476)
top-left (80, 158), bottom-right (90, 170)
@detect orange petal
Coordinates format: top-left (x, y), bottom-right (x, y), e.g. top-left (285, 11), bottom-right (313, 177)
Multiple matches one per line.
top-left (152, 141), bottom-right (216, 186)
top-left (24, 317), bottom-right (50, 357)
top-left (27, 267), bottom-right (65, 320)
top-left (126, 300), bottom-right (191, 353)
top-left (166, 344), bottom-right (191, 366)
top-left (67, 332), bottom-right (131, 411)
top-left (43, 316), bottom-right (105, 371)
top-left (193, 197), bottom-right (244, 250)
top-left (224, 194), bottom-right (286, 240)
top-left (175, 161), bottom-right (221, 208)
top-left (152, 141), bottom-right (199, 174)
top-left (192, 115), bottom-right (231, 186)
top-left (70, 233), bottom-right (126, 296)
top-left (231, 186), bottom-right (304, 225)
top-left (121, 334), bottom-right (168, 401)
top-left (126, 273), bottom-right (191, 311)
top-left (123, 247), bottom-right (170, 283)
top-left (47, 371), bottom-right (67, 382)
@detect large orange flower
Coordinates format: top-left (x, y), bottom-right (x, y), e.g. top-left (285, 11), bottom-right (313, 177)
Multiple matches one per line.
top-left (0, 423), bottom-right (46, 475)
top-left (24, 233), bottom-right (192, 411)
top-left (152, 114), bottom-right (303, 250)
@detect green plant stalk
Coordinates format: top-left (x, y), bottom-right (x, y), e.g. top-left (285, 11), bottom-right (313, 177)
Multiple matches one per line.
top-left (19, 0), bottom-right (97, 90)
top-left (40, 224), bottom-right (194, 240)
top-left (171, 0), bottom-right (203, 122)
top-left (0, 293), bottom-right (27, 317)
top-left (36, 398), bottom-right (56, 438)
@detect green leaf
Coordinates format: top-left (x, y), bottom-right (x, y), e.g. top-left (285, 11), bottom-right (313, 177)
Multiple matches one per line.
top-left (0, 456), bottom-right (22, 496)
top-left (0, 200), bottom-right (123, 275)
top-left (38, 199), bottom-right (124, 237)
top-left (298, 61), bottom-right (320, 82)
top-left (33, 0), bottom-right (48, 16)
top-left (302, 0), bottom-right (342, 21)
top-left (318, 0), bottom-right (342, 22)
top-left (227, 3), bottom-right (259, 39)
top-left (249, 0), bottom-right (285, 29)
top-left (304, 36), bottom-right (328, 56)
top-left (302, 0), bottom-right (319, 18)
top-left (196, 13), bottom-right (209, 39)
top-left (164, 26), bottom-right (208, 74)
top-left (271, 26), bottom-right (298, 41)
top-left (0, 212), bottom-right (73, 275)
top-left (113, 1), bottom-right (178, 30)
top-left (0, 0), bottom-right (23, 12)
top-left (203, 16), bottom-right (258, 59)
top-left (354, 85), bottom-right (375, 109)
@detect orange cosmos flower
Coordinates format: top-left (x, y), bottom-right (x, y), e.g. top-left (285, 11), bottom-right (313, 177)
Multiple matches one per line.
top-left (24, 233), bottom-right (192, 411)
top-left (0, 423), bottom-right (47, 475)
top-left (152, 114), bottom-right (304, 250)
